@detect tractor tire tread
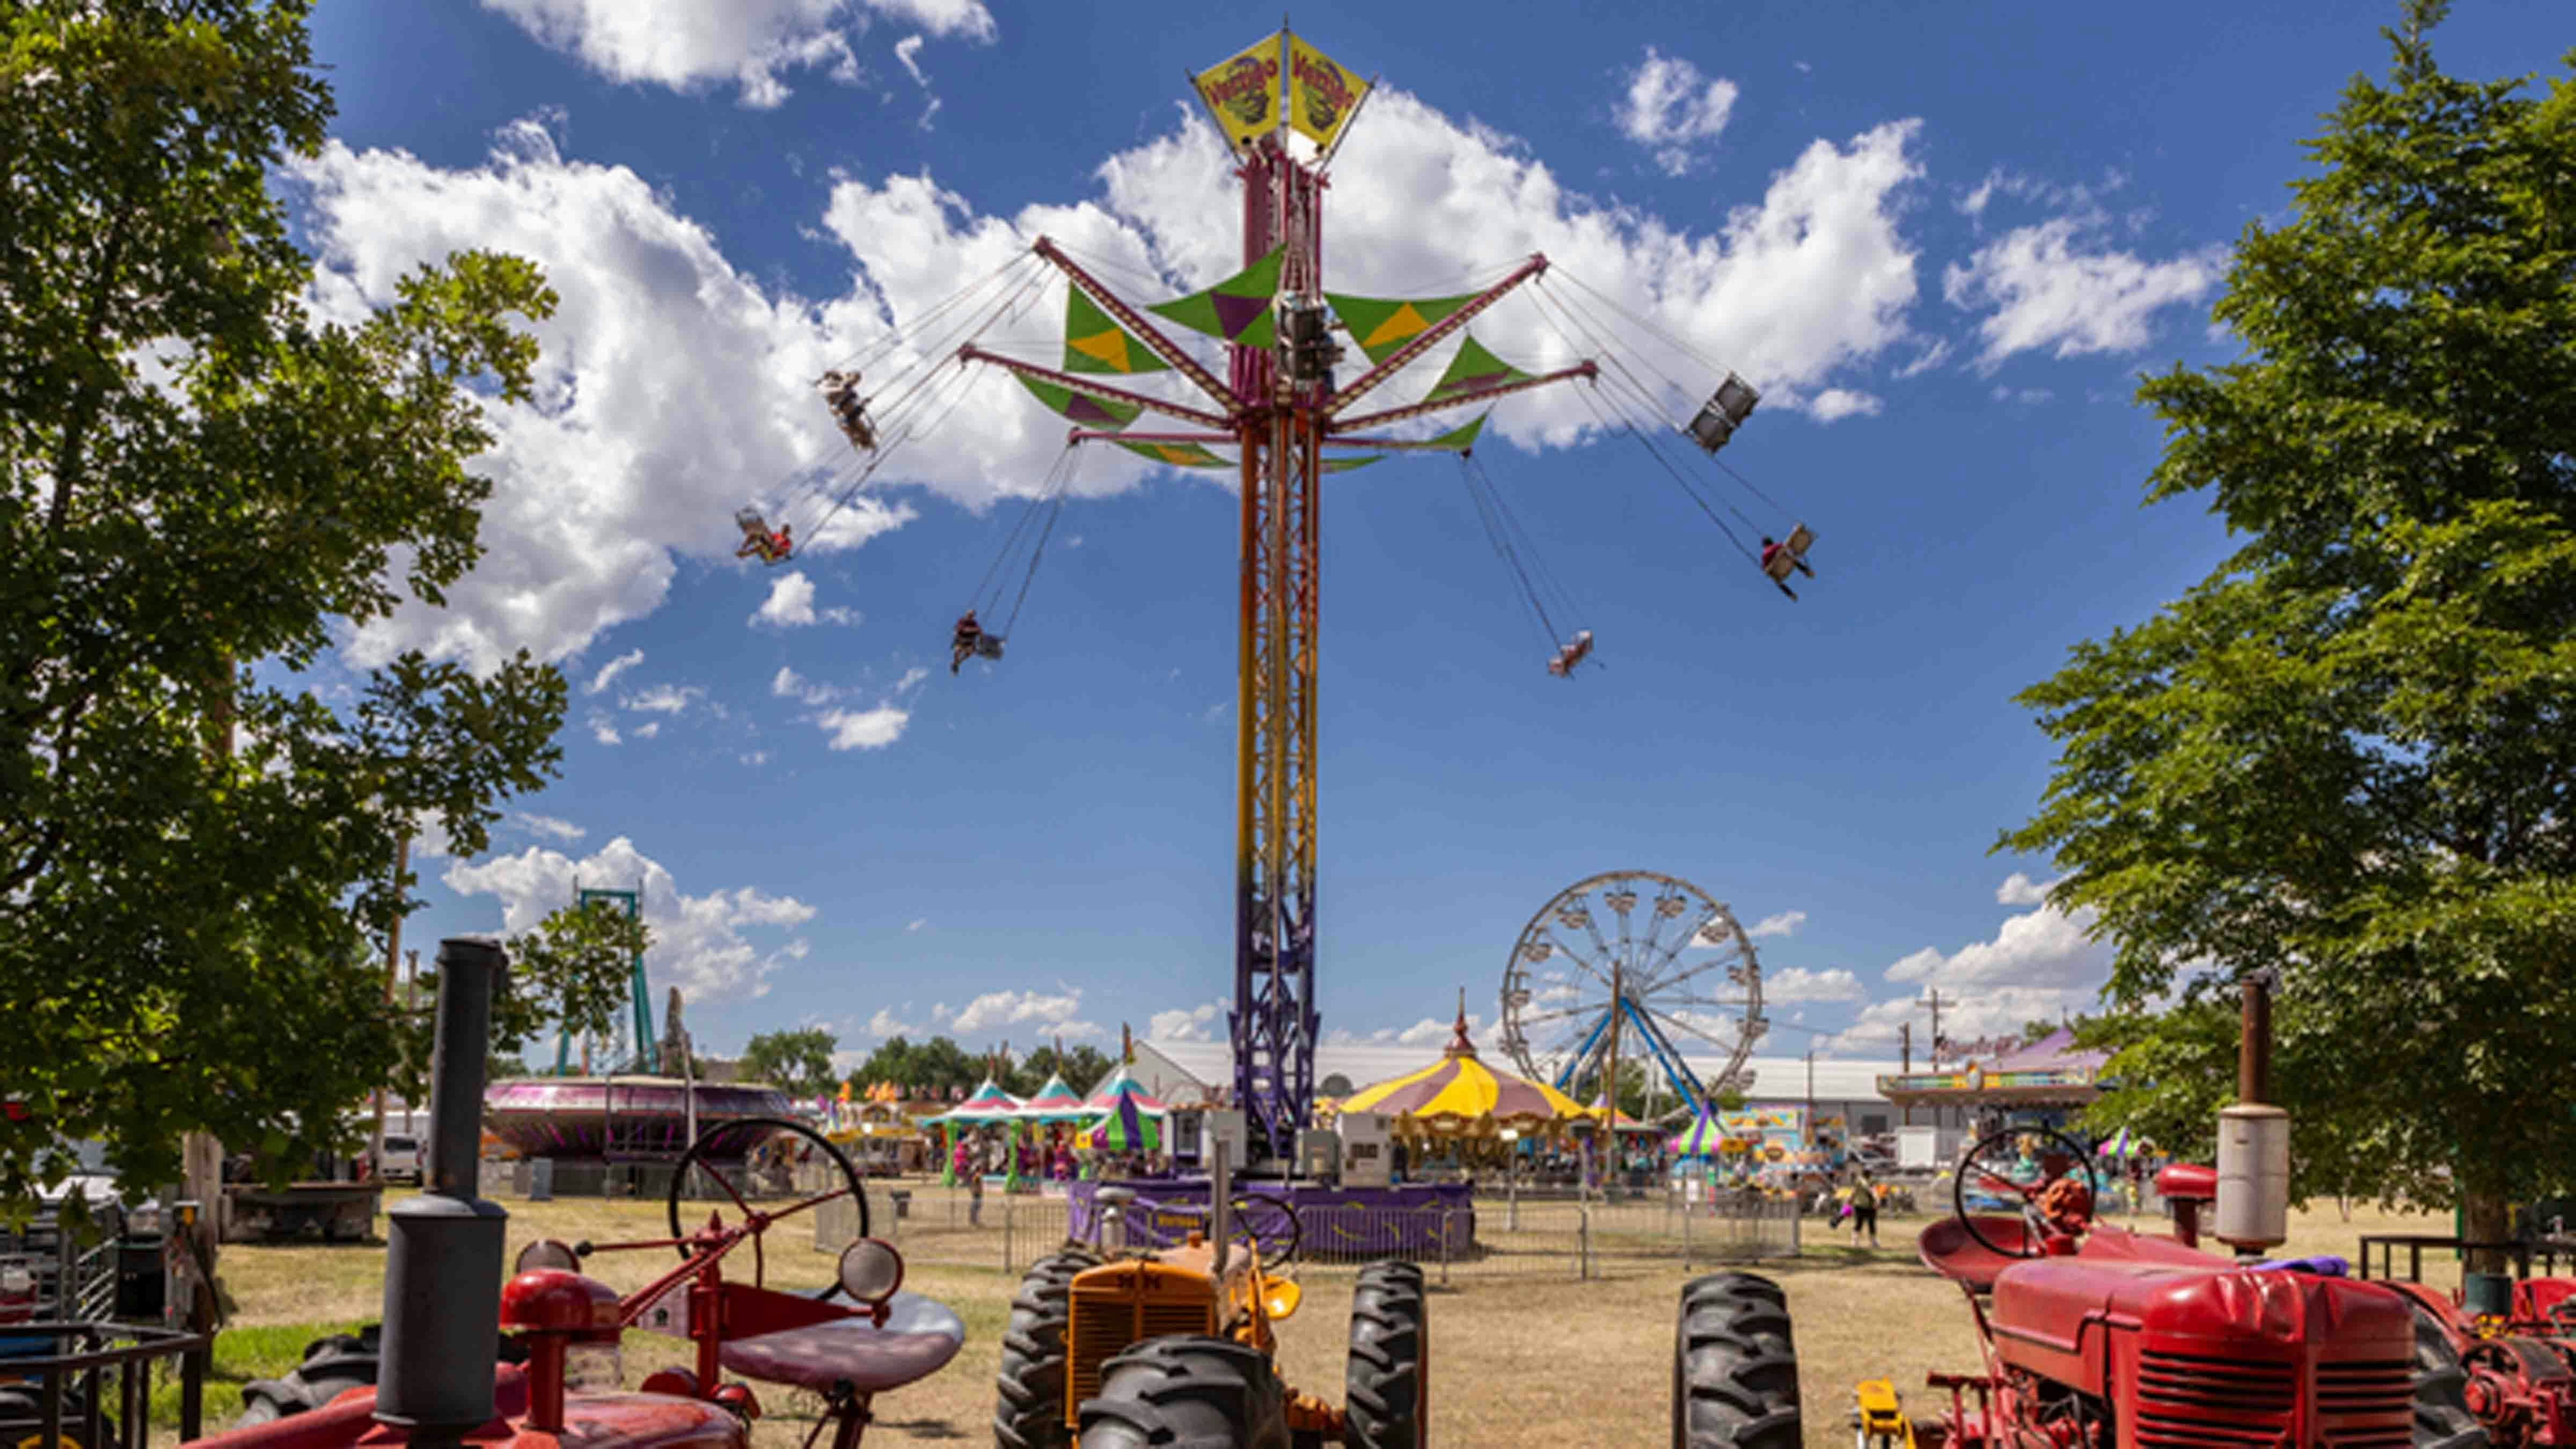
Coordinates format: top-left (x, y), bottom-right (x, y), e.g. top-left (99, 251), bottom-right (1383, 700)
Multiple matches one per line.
top-left (1346, 1262), bottom-right (1430, 1449)
top-left (1077, 1335), bottom-right (1290, 1449)
top-left (1677, 1272), bottom-right (1802, 1449)
top-left (992, 1250), bottom-right (1101, 1449)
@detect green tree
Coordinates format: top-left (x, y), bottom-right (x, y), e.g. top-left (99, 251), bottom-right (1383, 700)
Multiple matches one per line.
top-left (845, 1035), bottom-right (983, 1100)
top-left (0, 0), bottom-right (563, 1210)
top-left (1008, 1044), bottom-right (1115, 1098)
top-left (2007, 3), bottom-right (2576, 1243)
top-left (740, 1027), bottom-right (840, 1097)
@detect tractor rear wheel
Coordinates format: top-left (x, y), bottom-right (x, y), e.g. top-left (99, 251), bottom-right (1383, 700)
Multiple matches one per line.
top-left (2409, 1301), bottom-right (2492, 1449)
top-left (1345, 1261), bottom-right (1429, 1448)
top-left (991, 1244), bottom-right (1102, 1449)
top-left (1077, 1335), bottom-right (1290, 1449)
top-left (0, 1385), bottom-right (118, 1449)
top-left (1673, 1271), bottom-right (1801, 1449)
top-left (236, 1324), bottom-right (384, 1425)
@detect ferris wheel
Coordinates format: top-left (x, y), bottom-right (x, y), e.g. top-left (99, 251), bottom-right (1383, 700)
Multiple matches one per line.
top-left (1496, 870), bottom-right (1767, 1120)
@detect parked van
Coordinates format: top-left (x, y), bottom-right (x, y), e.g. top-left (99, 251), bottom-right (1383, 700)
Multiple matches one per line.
top-left (378, 1135), bottom-right (422, 1184)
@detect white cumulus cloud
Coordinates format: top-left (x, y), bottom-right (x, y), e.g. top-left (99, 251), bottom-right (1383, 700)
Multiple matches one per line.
top-left (817, 704), bottom-right (909, 751)
top-left (1615, 47), bottom-right (1739, 176)
top-left (1996, 871), bottom-right (2056, 906)
top-left (442, 835), bottom-right (816, 1001)
top-left (751, 570), bottom-right (859, 627)
top-left (584, 648), bottom-right (643, 695)
top-left (949, 986), bottom-right (1092, 1037)
top-left (1760, 965), bottom-right (1864, 1002)
top-left (1944, 211), bottom-right (2224, 369)
top-left (478, 0), bottom-right (992, 108)
top-left (624, 683), bottom-right (702, 714)
top-left (297, 83), bottom-right (1930, 674)
top-left (1748, 909), bottom-right (1806, 939)
top-left (1149, 1001), bottom-right (1225, 1043)
top-left (864, 1006), bottom-right (920, 1038)
top-left (1828, 895), bottom-right (2111, 1054)
top-left (513, 812), bottom-right (586, 843)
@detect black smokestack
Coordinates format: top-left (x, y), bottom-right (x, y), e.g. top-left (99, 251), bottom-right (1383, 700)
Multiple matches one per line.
top-left (375, 936), bottom-right (509, 1443)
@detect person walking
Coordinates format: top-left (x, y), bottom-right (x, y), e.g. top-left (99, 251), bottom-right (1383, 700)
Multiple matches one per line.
top-left (964, 1136), bottom-right (986, 1226)
top-left (1847, 1163), bottom-right (1882, 1248)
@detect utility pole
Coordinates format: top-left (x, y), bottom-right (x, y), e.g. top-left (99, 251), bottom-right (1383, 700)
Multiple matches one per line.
top-left (1924, 989), bottom-right (1947, 1069)
top-left (1899, 1022), bottom-right (1912, 1126)
top-left (1804, 1048), bottom-right (1816, 1137)
top-left (373, 835), bottom-right (410, 1179)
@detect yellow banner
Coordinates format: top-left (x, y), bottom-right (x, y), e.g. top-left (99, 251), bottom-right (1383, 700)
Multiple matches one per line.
top-left (1286, 33), bottom-right (1367, 148)
top-left (1193, 36), bottom-right (1280, 152)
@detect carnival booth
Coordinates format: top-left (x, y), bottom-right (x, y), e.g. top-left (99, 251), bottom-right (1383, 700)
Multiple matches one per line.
top-left (1011, 1073), bottom-right (1088, 1185)
top-left (926, 1078), bottom-right (1023, 1187)
top-left (1336, 1005), bottom-right (1591, 1174)
top-left (1080, 1065), bottom-right (1168, 1174)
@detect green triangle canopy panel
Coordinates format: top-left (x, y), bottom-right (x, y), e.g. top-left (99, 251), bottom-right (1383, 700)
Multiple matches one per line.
top-left (1065, 287), bottom-right (1169, 375)
top-left (1147, 245), bottom-right (1285, 349)
top-left (1015, 374), bottom-right (1142, 431)
top-left (1321, 455), bottom-right (1385, 473)
top-left (1116, 439), bottom-right (1231, 468)
top-left (1421, 412), bottom-right (1489, 453)
top-left (1324, 291), bottom-right (1480, 366)
top-left (1425, 334), bottom-right (1531, 401)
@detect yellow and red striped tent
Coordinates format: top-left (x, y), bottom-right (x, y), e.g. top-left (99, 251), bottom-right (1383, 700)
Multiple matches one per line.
top-left (1338, 1003), bottom-right (1587, 1138)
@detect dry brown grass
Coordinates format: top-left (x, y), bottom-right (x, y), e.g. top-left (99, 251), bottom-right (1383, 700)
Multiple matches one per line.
top-left (200, 1189), bottom-right (2460, 1447)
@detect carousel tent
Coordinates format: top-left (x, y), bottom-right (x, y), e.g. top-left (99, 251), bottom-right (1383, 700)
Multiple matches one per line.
top-left (1339, 1004), bottom-right (1587, 1144)
top-left (1082, 1064), bottom-right (1168, 1116)
top-left (931, 1078), bottom-right (1024, 1125)
top-left (1014, 1073), bottom-right (1086, 1123)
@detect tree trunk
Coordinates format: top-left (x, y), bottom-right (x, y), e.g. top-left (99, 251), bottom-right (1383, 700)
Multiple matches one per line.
top-left (2463, 1190), bottom-right (2514, 1276)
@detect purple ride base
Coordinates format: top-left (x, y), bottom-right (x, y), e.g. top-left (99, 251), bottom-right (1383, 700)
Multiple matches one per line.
top-left (482, 1077), bottom-right (794, 1160)
top-left (1067, 1179), bottom-right (1474, 1260)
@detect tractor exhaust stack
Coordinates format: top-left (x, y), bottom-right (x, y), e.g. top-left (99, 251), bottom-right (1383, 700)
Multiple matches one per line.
top-left (2214, 968), bottom-right (2289, 1257)
top-left (375, 936), bottom-right (511, 1445)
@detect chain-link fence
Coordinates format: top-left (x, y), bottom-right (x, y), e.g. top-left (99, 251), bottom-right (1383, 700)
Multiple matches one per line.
top-left (804, 1181), bottom-right (1797, 1282)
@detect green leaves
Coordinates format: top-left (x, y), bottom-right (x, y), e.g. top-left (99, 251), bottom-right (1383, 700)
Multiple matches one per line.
top-left (739, 1028), bottom-right (841, 1099)
top-left (2016, 13), bottom-right (2576, 1212)
top-left (1, 2), bottom-right (566, 1213)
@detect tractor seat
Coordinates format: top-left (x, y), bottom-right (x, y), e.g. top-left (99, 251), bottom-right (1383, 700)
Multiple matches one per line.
top-left (718, 1293), bottom-right (964, 1396)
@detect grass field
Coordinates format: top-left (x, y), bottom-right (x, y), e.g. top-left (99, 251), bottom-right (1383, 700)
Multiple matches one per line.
top-left (162, 1188), bottom-right (2457, 1447)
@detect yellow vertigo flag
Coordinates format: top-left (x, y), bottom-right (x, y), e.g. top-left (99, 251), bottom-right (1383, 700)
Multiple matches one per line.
top-left (1286, 34), bottom-right (1367, 149)
top-left (1192, 36), bottom-right (1280, 152)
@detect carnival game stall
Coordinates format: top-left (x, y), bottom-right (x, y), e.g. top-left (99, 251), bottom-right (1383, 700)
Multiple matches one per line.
top-left (924, 1078), bottom-right (1023, 1187)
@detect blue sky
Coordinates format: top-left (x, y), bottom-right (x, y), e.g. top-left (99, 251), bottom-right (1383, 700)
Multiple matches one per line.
top-left (296, 1), bottom-right (2569, 1075)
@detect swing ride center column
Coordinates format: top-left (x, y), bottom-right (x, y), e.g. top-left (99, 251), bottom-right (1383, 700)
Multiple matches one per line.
top-left (1231, 138), bottom-right (1324, 1161)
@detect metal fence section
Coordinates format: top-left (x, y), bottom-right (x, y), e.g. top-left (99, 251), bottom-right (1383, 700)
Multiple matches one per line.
top-left (805, 1182), bottom-right (1798, 1282)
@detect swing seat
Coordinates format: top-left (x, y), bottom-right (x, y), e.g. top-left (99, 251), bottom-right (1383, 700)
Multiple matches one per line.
top-left (1685, 372), bottom-right (1761, 453)
top-left (735, 508), bottom-right (767, 536)
top-left (1761, 524), bottom-right (1816, 581)
top-left (974, 634), bottom-right (1005, 660)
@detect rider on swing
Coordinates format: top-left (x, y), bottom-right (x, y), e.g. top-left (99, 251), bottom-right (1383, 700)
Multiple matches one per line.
top-left (951, 610), bottom-right (984, 674)
top-left (1760, 535), bottom-right (1813, 600)
top-left (819, 370), bottom-right (876, 451)
top-left (736, 514), bottom-right (793, 564)
top-left (1547, 630), bottom-right (1594, 678)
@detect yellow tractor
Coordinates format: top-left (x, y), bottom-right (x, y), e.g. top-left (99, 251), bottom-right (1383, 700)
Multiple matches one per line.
top-left (993, 1181), bottom-right (1428, 1448)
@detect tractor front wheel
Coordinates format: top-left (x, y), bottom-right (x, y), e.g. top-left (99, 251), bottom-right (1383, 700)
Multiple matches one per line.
top-left (1673, 1271), bottom-right (1801, 1449)
top-left (1077, 1336), bottom-right (1290, 1449)
top-left (2409, 1301), bottom-right (2493, 1449)
top-left (992, 1243), bottom-right (1102, 1449)
top-left (1345, 1261), bottom-right (1429, 1448)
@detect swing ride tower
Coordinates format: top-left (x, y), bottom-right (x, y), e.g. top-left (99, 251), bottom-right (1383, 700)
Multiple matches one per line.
top-left (944, 28), bottom-right (1783, 1162)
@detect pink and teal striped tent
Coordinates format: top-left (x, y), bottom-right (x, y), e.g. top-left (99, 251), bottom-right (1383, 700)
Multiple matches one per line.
top-left (1015, 1073), bottom-right (1086, 1123)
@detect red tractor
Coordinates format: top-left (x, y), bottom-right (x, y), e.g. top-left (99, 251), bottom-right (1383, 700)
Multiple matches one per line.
top-left (1673, 1126), bottom-right (2489, 1449)
top-left (11, 939), bottom-right (965, 1449)
top-left (2363, 1247), bottom-right (2576, 1448)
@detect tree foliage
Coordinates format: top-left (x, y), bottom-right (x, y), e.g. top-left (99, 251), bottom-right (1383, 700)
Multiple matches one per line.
top-left (2011, 2), bottom-right (2576, 1218)
top-left (739, 1027), bottom-right (839, 1098)
top-left (1, 0), bottom-right (563, 1210)
top-left (842, 1036), bottom-right (990, 1101)
top-left (1007, 1044), bottom-right (1115, 1099)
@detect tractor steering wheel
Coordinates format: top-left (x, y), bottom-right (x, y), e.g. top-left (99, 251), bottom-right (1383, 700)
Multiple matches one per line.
top-left (667, 1116), bottom-right (869, 1295)
top-left (1227, 1191), bottom-right (1304, 1270)
top-left (1951, 1126), bottom-right (2099, 1262)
